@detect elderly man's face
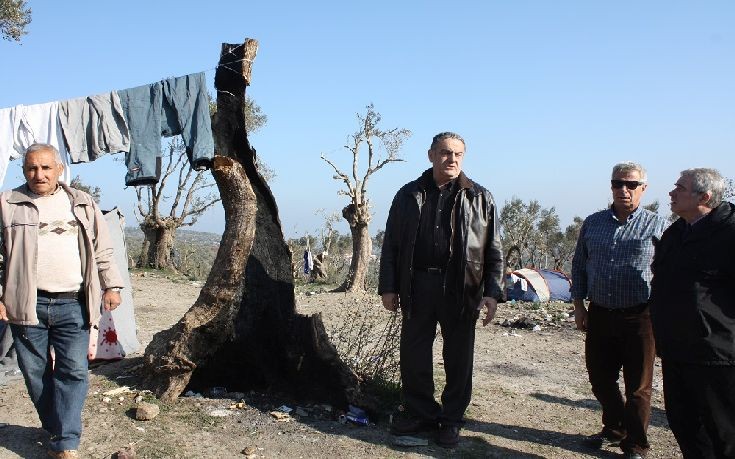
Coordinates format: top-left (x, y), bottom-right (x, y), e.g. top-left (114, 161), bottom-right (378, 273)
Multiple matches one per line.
top-left (428, 138), bottom-right (465, 184)
top-left (669, 175), bottom-right (704, 218)
top-left (611, 169), bottom-right (647, 214)
top-left (23, 149), bottom-right (63, 196)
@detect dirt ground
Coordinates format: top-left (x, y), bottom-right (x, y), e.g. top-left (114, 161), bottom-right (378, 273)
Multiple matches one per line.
top-left (0, 273), bottom-right (681, 458)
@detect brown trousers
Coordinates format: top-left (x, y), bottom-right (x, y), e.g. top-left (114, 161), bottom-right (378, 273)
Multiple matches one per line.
top-left (586, 302), bottom-right (655, 455)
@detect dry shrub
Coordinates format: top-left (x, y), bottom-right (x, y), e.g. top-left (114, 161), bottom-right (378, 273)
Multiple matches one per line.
top-left (327, 298), bottom-right (402, 389)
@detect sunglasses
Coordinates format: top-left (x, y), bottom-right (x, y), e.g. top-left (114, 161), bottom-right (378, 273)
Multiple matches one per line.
top-left (611, 180), bottom-right (645, 190)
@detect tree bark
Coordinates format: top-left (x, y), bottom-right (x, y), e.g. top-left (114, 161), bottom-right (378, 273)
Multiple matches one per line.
top-left (139, 218), bottom-right (178, 269)
top-left (335, 203), bottom-right (371, 292)
top-left (140, 40), bottom-right (365, 409)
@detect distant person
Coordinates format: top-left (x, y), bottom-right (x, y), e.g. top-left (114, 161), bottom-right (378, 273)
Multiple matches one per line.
top-left (0, 143), bottom-right (124, 459)
top-left (571, 161), bottom-right (667, 459)
top-left (378, 132), bottom-right (504, 447)
top-left (650, 168), bottom-right (735, 458)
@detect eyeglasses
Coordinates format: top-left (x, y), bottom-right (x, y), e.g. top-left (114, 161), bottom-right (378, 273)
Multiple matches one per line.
top-left (611, 180), bottom-right (645, 190)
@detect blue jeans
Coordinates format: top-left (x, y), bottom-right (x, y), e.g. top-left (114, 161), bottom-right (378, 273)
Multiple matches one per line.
top-left (10, 296), bottom-right (89, 451)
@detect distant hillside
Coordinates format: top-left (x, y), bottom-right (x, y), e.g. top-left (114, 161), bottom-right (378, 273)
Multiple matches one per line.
top-left (124, 227), bottom-right (221, 280)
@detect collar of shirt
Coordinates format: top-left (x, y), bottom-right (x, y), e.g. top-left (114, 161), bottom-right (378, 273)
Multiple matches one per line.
top-left (607, 205), bottom-right (643, 223)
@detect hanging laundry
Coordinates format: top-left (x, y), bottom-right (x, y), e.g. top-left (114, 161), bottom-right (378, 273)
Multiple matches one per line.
top-left (118, 72), bottom-right (214, 187)
top-left (303, 249), bottom-right (314, 275)
top-left (161, 72), bottom-right (214, 171)
top-left (58, 91), bottom-right (130, 163)
top-left (0, 107), bottom-right (21, 188)
top-left (0, 102), bottom-right (72, 187)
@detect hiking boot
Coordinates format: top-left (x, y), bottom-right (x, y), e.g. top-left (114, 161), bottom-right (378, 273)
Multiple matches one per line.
top-left (389, 416), bottom-right (437, 436)
top-left (437, 424), bottom-right (460, 448)
top-left (583, 431), bottom-right (623, 449)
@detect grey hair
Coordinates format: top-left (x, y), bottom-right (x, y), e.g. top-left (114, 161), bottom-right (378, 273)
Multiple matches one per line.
top-left (23, 143), bottom-right (63, 166)
top-left (431, 132), bottom-right (465, 150)
top-left (680, 168), bottom-right (725, 208)
top-left (611, 161), bottom-right (647, 182)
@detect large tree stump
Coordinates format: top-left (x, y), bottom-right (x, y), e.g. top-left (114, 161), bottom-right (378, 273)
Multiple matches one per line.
top-left (141, 39), bottom-right (362, 407)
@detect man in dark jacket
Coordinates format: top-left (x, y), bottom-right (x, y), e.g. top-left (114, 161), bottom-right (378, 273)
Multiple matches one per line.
top-left (378, 132), bottom-right (504, 447)
top-left (650, 168), bottom-right (735, 458)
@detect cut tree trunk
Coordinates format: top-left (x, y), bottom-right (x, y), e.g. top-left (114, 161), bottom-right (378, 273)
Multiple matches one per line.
top-left (139, 219), bottom-right (178, 269)
top-left (335, 203), bottom-right (371, 292)
top-left (140, 39), bottom-right (368, 410)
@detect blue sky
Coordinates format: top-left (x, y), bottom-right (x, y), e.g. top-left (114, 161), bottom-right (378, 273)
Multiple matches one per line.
top-left (1, 1), bottom-right (733, 238)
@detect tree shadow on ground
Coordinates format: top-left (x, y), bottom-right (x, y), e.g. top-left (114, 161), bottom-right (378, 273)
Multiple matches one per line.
top-left (0, 424), bottom-right (48, 458)
top-left (529, 392), bottom-right (670, 429)
top-left (463, 419), bottom-right (619, 458)
top-left (292, 415), bottom-right (547, 458)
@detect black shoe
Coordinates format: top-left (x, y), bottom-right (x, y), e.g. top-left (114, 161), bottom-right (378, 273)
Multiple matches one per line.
top-left (437, 424), bottom-right (460, 448)
top-left (583, 432), bottom-right (622, 449)
top-left (389, 417), bottom-right (437, 436)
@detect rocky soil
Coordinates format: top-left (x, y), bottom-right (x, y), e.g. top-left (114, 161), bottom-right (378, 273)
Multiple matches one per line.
top-left (0, 273), bottom-right (680, 458)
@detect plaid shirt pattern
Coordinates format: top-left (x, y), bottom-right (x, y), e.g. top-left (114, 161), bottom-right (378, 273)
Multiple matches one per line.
top-left (571, 207), bottom-right (667, 308)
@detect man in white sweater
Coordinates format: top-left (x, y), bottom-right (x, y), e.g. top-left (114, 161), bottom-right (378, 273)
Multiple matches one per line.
top-left (0, 143), bottom-right (124, 459)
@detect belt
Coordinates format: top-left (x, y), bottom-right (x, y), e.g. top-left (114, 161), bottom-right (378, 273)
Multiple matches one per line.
top-left (37, 290), bottom-right (82, 300)
top-left (413, 266), bottom-right (444, 275)
top-left (589, 302), bottom-right (648, 314)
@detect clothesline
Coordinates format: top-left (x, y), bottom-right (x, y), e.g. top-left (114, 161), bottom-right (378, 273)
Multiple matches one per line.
top-left (1, 72), bottom-right (216, 189)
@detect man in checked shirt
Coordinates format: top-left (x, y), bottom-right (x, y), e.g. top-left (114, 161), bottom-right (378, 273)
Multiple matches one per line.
top-left (571, 161), bottom-right (668, 459)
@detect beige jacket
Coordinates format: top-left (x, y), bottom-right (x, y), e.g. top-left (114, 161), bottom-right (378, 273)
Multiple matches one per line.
top-left (0, 183), bottom-right (124, 326)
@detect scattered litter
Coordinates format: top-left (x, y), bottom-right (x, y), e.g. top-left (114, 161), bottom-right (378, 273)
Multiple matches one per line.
top-left (269, 411), bottom-right (291, 422)
top-left (501, 316), bottom-right (538, 330)
top-left (209, 409), bottom-right (233, 417)
top-left (392, 435), bottom-right (429, 447)
top-left (183, 390), bottom-right (203, 398)
top-left (103, 386), bottom-right (132, 396)
top-left (502, 331), bottom-right (522, 338)
top-left (134, 395), bottom-right (144, 403)
top-left (102, 397), bottom-right (112, 403)
top-left (532, 325), bottom-right (542, 331)
top-left (230, 402), bottom-right (247, 410)
top-left (114, 375), bottom-right (135, 380)
top-left (276, 405), bottom-right (293, 414)
top-left (345, 405), bottom-right (369, 426)
top-left (135, 427), bottom-right (145, 432)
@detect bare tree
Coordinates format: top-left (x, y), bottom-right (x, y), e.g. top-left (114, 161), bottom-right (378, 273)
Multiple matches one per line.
top-left (321, 104), bottom-right (410, 292)
top-left (0, 0), bottom-right (31, 42)
top-left (137, 95), bottom-right (269, 269)
top-left (135, 137), bottom-right (221, 269)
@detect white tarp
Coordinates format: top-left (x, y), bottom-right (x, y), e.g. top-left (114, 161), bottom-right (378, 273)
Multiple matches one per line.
top-left (88, 208), bottom-right (139, 360)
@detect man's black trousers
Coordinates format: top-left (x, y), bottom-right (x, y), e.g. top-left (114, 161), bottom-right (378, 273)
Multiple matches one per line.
top-left (662, 360), bottom-right (735, 459)
top-left (400, 270), bottom-right (477, 426)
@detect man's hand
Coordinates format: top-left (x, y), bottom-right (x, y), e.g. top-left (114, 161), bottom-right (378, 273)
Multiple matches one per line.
top-left (102, 289), bottom-right (122, 312)
top-left (381, 293), bottom-right (399, 312)
top-left (0, 301), bottom-right (8, 321)
top-left (477, 297), bottom-right (498, 326)
top-left (573, 299), bottom-right (588, 332)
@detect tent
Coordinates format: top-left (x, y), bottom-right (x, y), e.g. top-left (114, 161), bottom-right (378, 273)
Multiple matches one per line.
top-left (506, 268), bottom-right (572, 303)
top-left (88, 208), bottom-right (140, 360)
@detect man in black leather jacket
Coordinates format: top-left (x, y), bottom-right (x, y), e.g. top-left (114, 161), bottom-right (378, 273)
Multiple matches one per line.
top-left (378, 132), bottom-right (504, 447)
top-left (650, 168), bottom-right (735, 458)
